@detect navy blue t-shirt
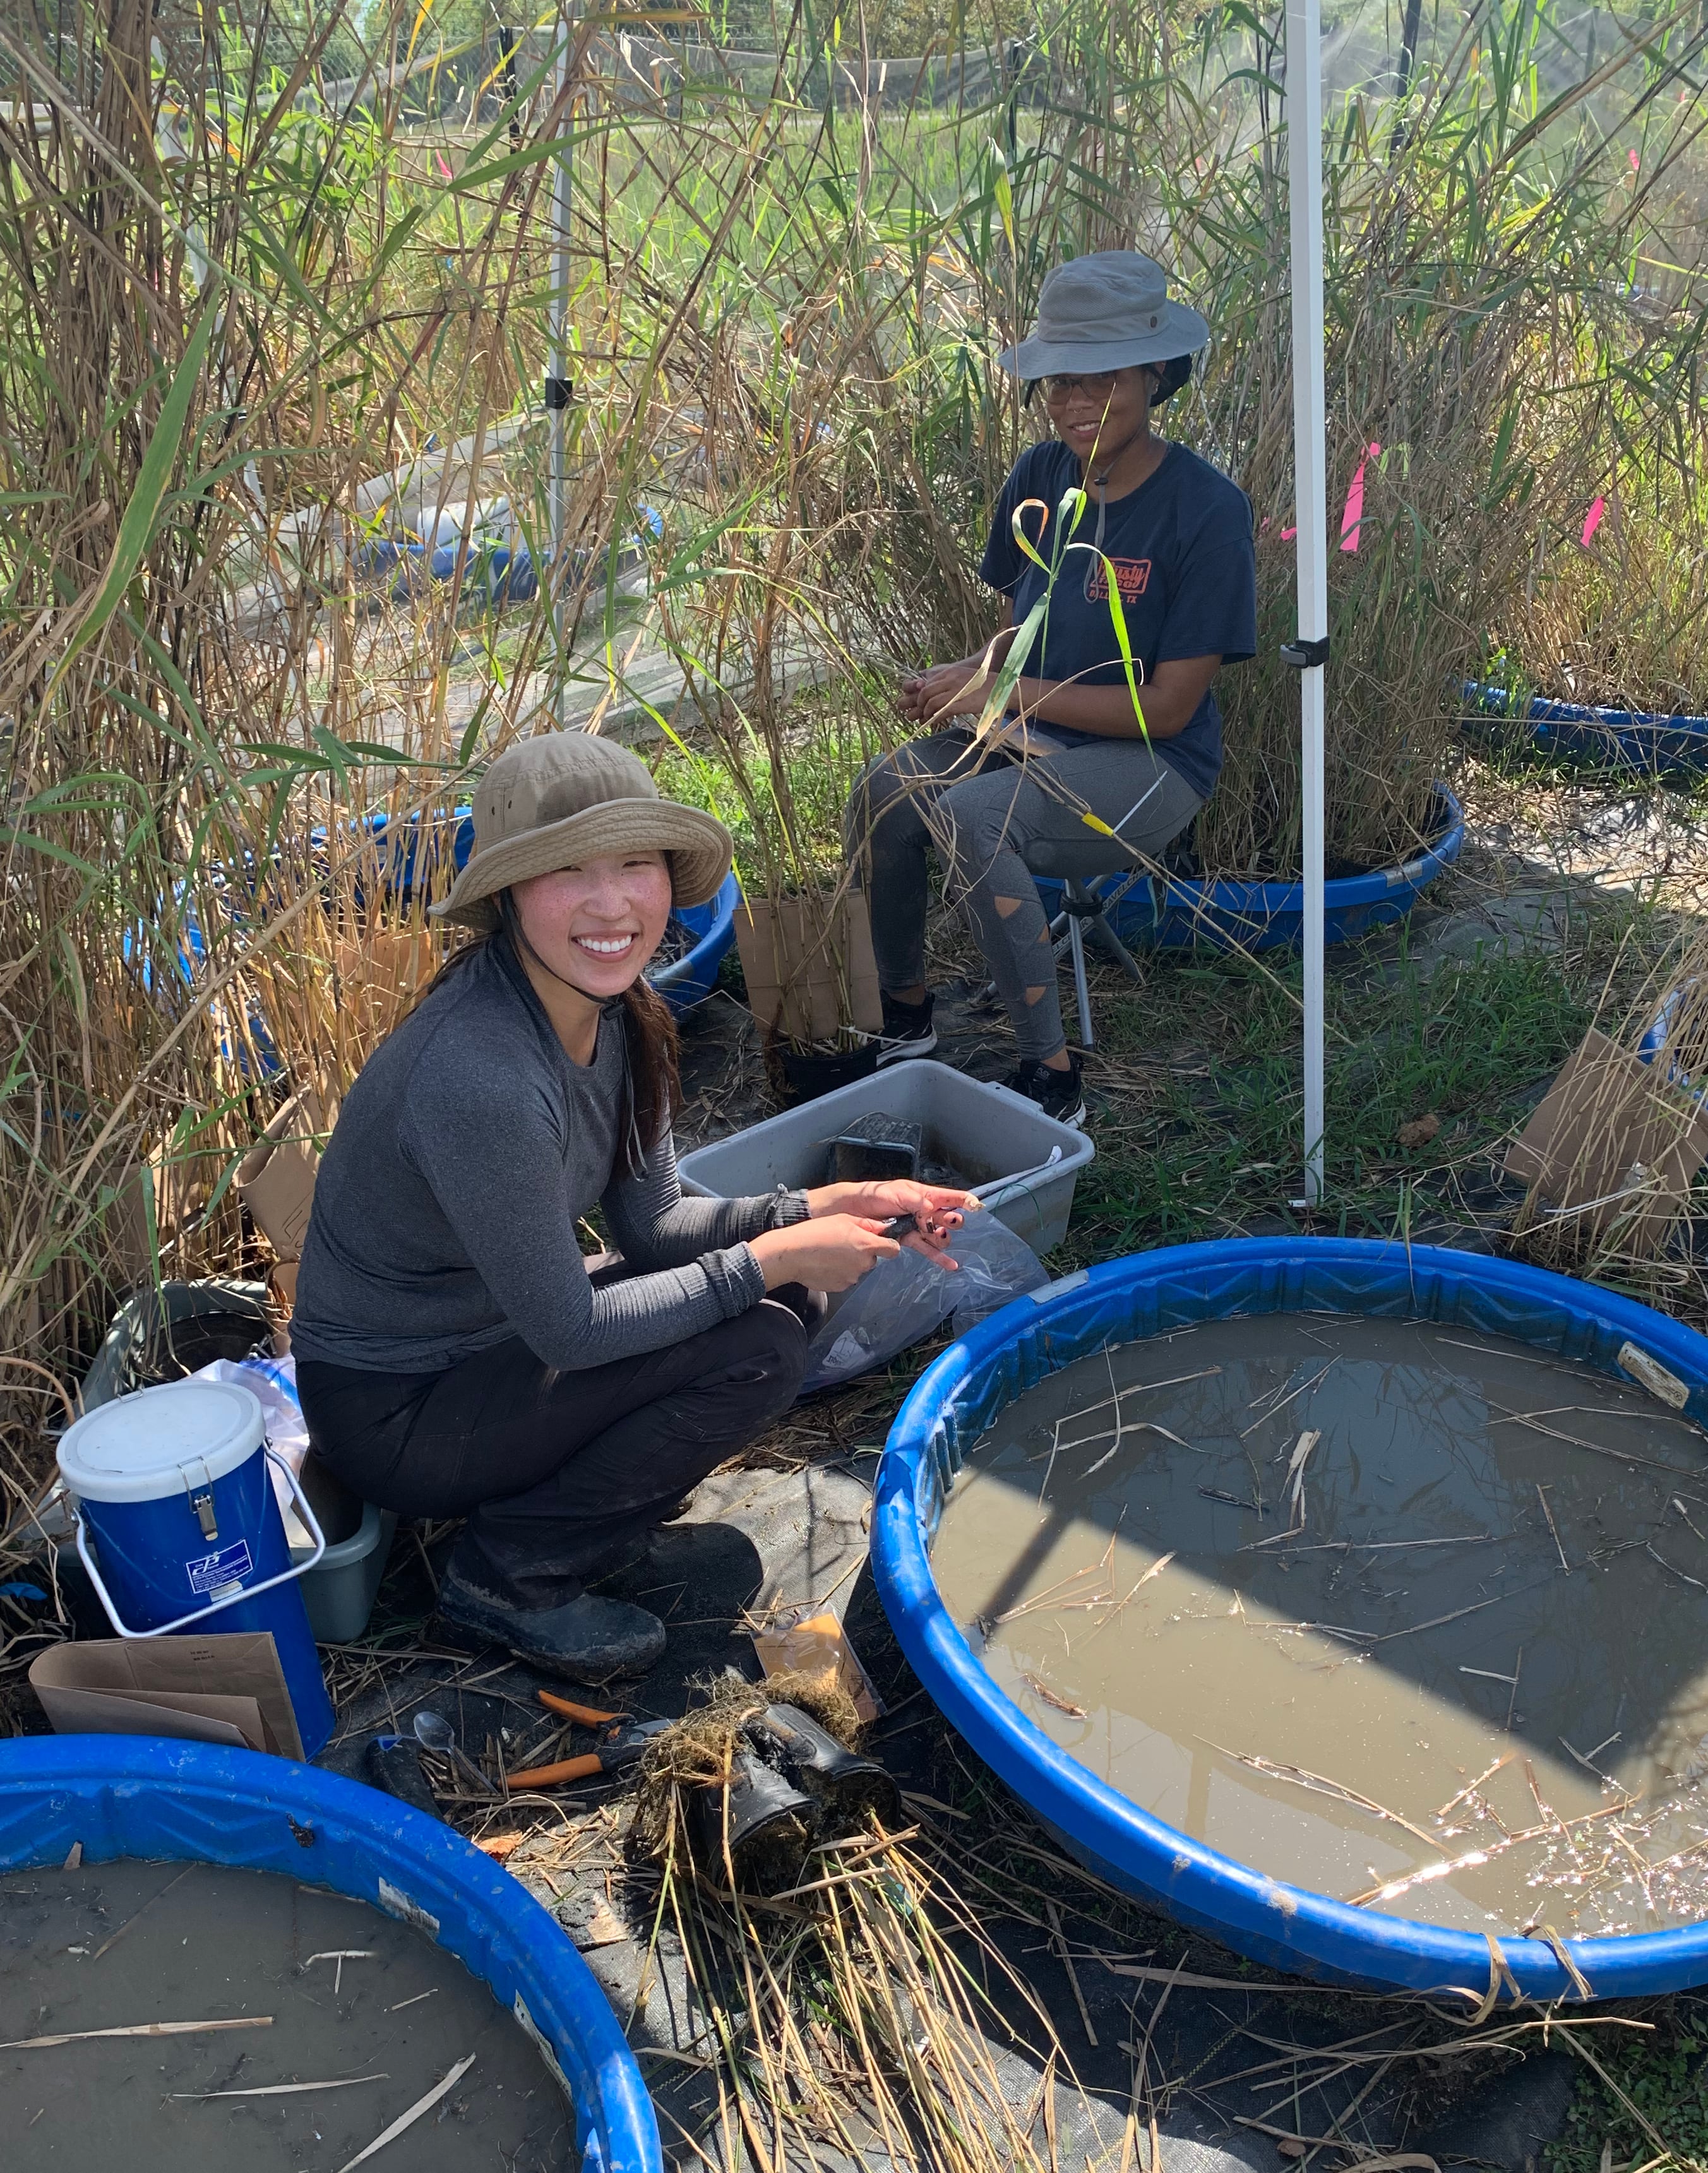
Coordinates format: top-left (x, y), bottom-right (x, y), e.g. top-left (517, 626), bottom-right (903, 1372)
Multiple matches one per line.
top-left (977, 438), bottom-right (1257, 801)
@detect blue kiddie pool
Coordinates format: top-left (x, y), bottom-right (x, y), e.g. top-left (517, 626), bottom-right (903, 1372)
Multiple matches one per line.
top-left (647, 870), bottom-right (740, 1015)
top-left (872, 1235), bottom-right (1708, 2001)
top-left (0, 1737), bottom-right (663, 2172)
top-left (1462, 681), bottom-right (1708, 776)
top-left (1039, 786), bottom-right (1464, 953)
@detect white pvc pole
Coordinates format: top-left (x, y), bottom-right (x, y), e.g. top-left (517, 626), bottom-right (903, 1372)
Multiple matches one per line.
top-left (549, 5), bottom-right (575, 727)
top-left (1284, 0), bottom-right (1329, 1205)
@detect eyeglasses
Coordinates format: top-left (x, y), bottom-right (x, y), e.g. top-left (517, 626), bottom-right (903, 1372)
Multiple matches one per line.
top-left (1042, 371), bottom-right (1121, 402)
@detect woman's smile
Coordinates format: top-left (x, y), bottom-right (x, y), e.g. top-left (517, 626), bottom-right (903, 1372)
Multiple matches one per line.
top-left (509, 852), bottom-right (675, 1022)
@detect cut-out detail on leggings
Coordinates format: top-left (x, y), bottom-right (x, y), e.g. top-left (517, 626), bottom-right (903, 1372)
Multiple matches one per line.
top-left (993, 895), bottom-right (1025, 919)
top-left (1024, 985), bottom-right (1049, 1007)
top-left (856, 725), bottom-right (1203, 1066)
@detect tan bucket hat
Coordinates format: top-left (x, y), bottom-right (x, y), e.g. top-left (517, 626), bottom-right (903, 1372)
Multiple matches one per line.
top-left (431, 733), bottom-right (733, 932)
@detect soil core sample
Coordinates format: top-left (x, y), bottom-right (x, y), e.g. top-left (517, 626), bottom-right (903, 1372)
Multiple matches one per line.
top-left (931, 1313), bottom-right (1708, 1935)
top-left (1, 1859), bottom-right (573, 2170)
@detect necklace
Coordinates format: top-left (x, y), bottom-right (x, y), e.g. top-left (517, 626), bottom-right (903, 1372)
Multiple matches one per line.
top-left (1088, 428), bottom-right (1162, 550)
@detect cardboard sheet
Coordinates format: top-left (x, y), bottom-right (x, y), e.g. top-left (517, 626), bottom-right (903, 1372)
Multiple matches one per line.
top-left (29, 1633), bottom-right (306, 1760)
top-left (1507, 1026), bottom-right (1708, 1253)
top-left (735, 894), bottom-right (883, 1045)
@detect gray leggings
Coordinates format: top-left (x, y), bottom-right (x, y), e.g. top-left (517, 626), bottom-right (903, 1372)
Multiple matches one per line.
top-left (845, 730), bottom-right (1204, 1062)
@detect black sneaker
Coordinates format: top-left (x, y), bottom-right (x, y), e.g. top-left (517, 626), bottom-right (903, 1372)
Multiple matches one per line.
top-left (874, 989), bottom-right (937, 1066)
top-left (437, 1576), bottom-right (667, 1684)
top-left (1006, 1053), bottom-right (1086, 1128)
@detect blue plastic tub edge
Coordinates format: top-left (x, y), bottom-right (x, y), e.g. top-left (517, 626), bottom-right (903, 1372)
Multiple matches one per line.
top-left (647, 870), bottom-right (739, 1015)
top-left (871, 1235), bottom-right (1708, 2002)
top-left (1462, 680), bottom-right (1708, 775)
top-left (1040, 785), bottom-right (1464, 953)
top-left (0, 1736), bottom-right (662, 2173)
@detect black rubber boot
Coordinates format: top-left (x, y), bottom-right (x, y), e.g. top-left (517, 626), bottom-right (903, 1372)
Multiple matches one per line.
top-left (436, 1575), bottom-right (666, 1684)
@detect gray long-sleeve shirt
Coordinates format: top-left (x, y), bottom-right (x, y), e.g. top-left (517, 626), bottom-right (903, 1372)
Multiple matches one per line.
top-left (290, 940), bottom-right (806, 1374)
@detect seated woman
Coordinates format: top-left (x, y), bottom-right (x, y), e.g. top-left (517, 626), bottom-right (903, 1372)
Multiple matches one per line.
top-left (292, 734), bottom-right (972, 1683)
top-left (847, 250), bottom-right (1258, 1124)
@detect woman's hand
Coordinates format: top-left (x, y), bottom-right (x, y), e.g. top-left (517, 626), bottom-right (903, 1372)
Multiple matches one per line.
top-left (896, 659), bottom-right (1000, 730)
top-left (749, 1215), bottom-right (903, 1294)
top-left (804, 1179), bottom-right (978, 1268)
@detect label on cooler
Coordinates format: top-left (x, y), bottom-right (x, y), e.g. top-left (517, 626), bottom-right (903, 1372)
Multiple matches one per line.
top-left (186, 1539), bottom-right (254, 1597)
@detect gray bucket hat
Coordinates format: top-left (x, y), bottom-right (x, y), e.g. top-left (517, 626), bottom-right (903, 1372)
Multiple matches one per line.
top-left (431, 732), bottom-right (732, 932)
top-left (999, 251), bottom-right (1210, 379)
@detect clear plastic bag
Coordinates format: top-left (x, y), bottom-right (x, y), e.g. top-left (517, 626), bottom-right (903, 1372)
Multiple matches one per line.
top-left (800, 1211), bottom-right (1048, 1391)
top-left (191, 1354), bottom-right (309, 1521)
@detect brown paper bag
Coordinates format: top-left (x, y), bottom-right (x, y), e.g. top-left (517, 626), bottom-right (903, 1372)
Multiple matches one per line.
top-left (735, 893), bottom-right (883, 1046)
top-left (1507, 1027), bottom-right (1708, 1254)
top-left (237, 1086), bottom-right (325, 1262)
top-left (30, 1634), bottom-right (306, 1760)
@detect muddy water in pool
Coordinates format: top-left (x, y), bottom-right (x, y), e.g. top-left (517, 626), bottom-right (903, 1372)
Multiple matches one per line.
top-left (0, 1860), bottom-right (572, 2170)
top-left (930, 1314), bottom-right (1708, 1936)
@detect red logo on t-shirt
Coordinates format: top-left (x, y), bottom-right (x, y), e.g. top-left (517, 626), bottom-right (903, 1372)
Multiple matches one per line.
top-left (1084, 556), bottom-right (1152, 603)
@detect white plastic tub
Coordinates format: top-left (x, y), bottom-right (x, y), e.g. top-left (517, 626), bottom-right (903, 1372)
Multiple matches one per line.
top-left (678, 1060), bottom-right (1094, 1254)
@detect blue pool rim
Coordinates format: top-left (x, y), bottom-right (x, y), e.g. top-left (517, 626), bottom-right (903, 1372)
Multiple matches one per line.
top-left (1039, 785), bottom-right (1463, 953)
top-left (0, 1735), bottom-right (662, 2173)
top-left (648, 870), bottom-right (740, 1015)
top-left (1462, 680), bottom-right (1708, 775)
top-left (872, 1234), bottom-right (1708, 2001)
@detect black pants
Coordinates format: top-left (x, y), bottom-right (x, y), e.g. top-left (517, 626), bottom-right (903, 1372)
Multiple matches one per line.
top-left (296, 1299), bottom-right (807, 1609)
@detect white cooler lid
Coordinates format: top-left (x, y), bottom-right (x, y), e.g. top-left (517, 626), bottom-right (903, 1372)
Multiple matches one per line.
top-left (57, 1378), bottom-right (266, 1504)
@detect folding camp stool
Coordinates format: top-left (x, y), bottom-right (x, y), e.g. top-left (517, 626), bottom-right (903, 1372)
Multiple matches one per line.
top-left (977, 842), bottom-right (1153, 1051)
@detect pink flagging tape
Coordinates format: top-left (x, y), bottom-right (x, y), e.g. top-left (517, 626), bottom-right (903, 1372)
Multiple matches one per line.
top-left (1581, 495), bottom-right (1606, 547)
top-left (1339, 442), bottom-right (1382, 552)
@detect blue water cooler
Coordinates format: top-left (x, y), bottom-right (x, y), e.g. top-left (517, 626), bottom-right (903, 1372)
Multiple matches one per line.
top-left (56, 1378), bottom-right (335, 1758)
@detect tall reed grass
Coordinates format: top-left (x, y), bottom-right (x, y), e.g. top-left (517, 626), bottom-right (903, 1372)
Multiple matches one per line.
top-left (1, 0), bottom-right (1705, 1511)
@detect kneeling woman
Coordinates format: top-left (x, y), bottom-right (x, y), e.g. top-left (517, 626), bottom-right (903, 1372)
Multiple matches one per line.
top-left (292, 735), bottom-right (971, 1682)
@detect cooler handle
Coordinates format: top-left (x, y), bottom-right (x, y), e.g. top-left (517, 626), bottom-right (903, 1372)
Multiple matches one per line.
top-left (73, 1446), bottom-right (328, 1641)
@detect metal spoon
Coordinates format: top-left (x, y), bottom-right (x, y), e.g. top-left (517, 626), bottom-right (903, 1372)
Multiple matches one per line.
top-left (413, 1709), bottom-right (494, 1794)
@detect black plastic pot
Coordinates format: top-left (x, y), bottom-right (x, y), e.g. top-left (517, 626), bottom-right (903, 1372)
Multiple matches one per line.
top-left (80, 1277), bottom-right (274, 1412)
top-left (688, 1748), bottom-right (818, 1894)
top-left (748, 1704), bottom-right (902, 1834)
top-left (779, 1044), bottom-right (878, 1104)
